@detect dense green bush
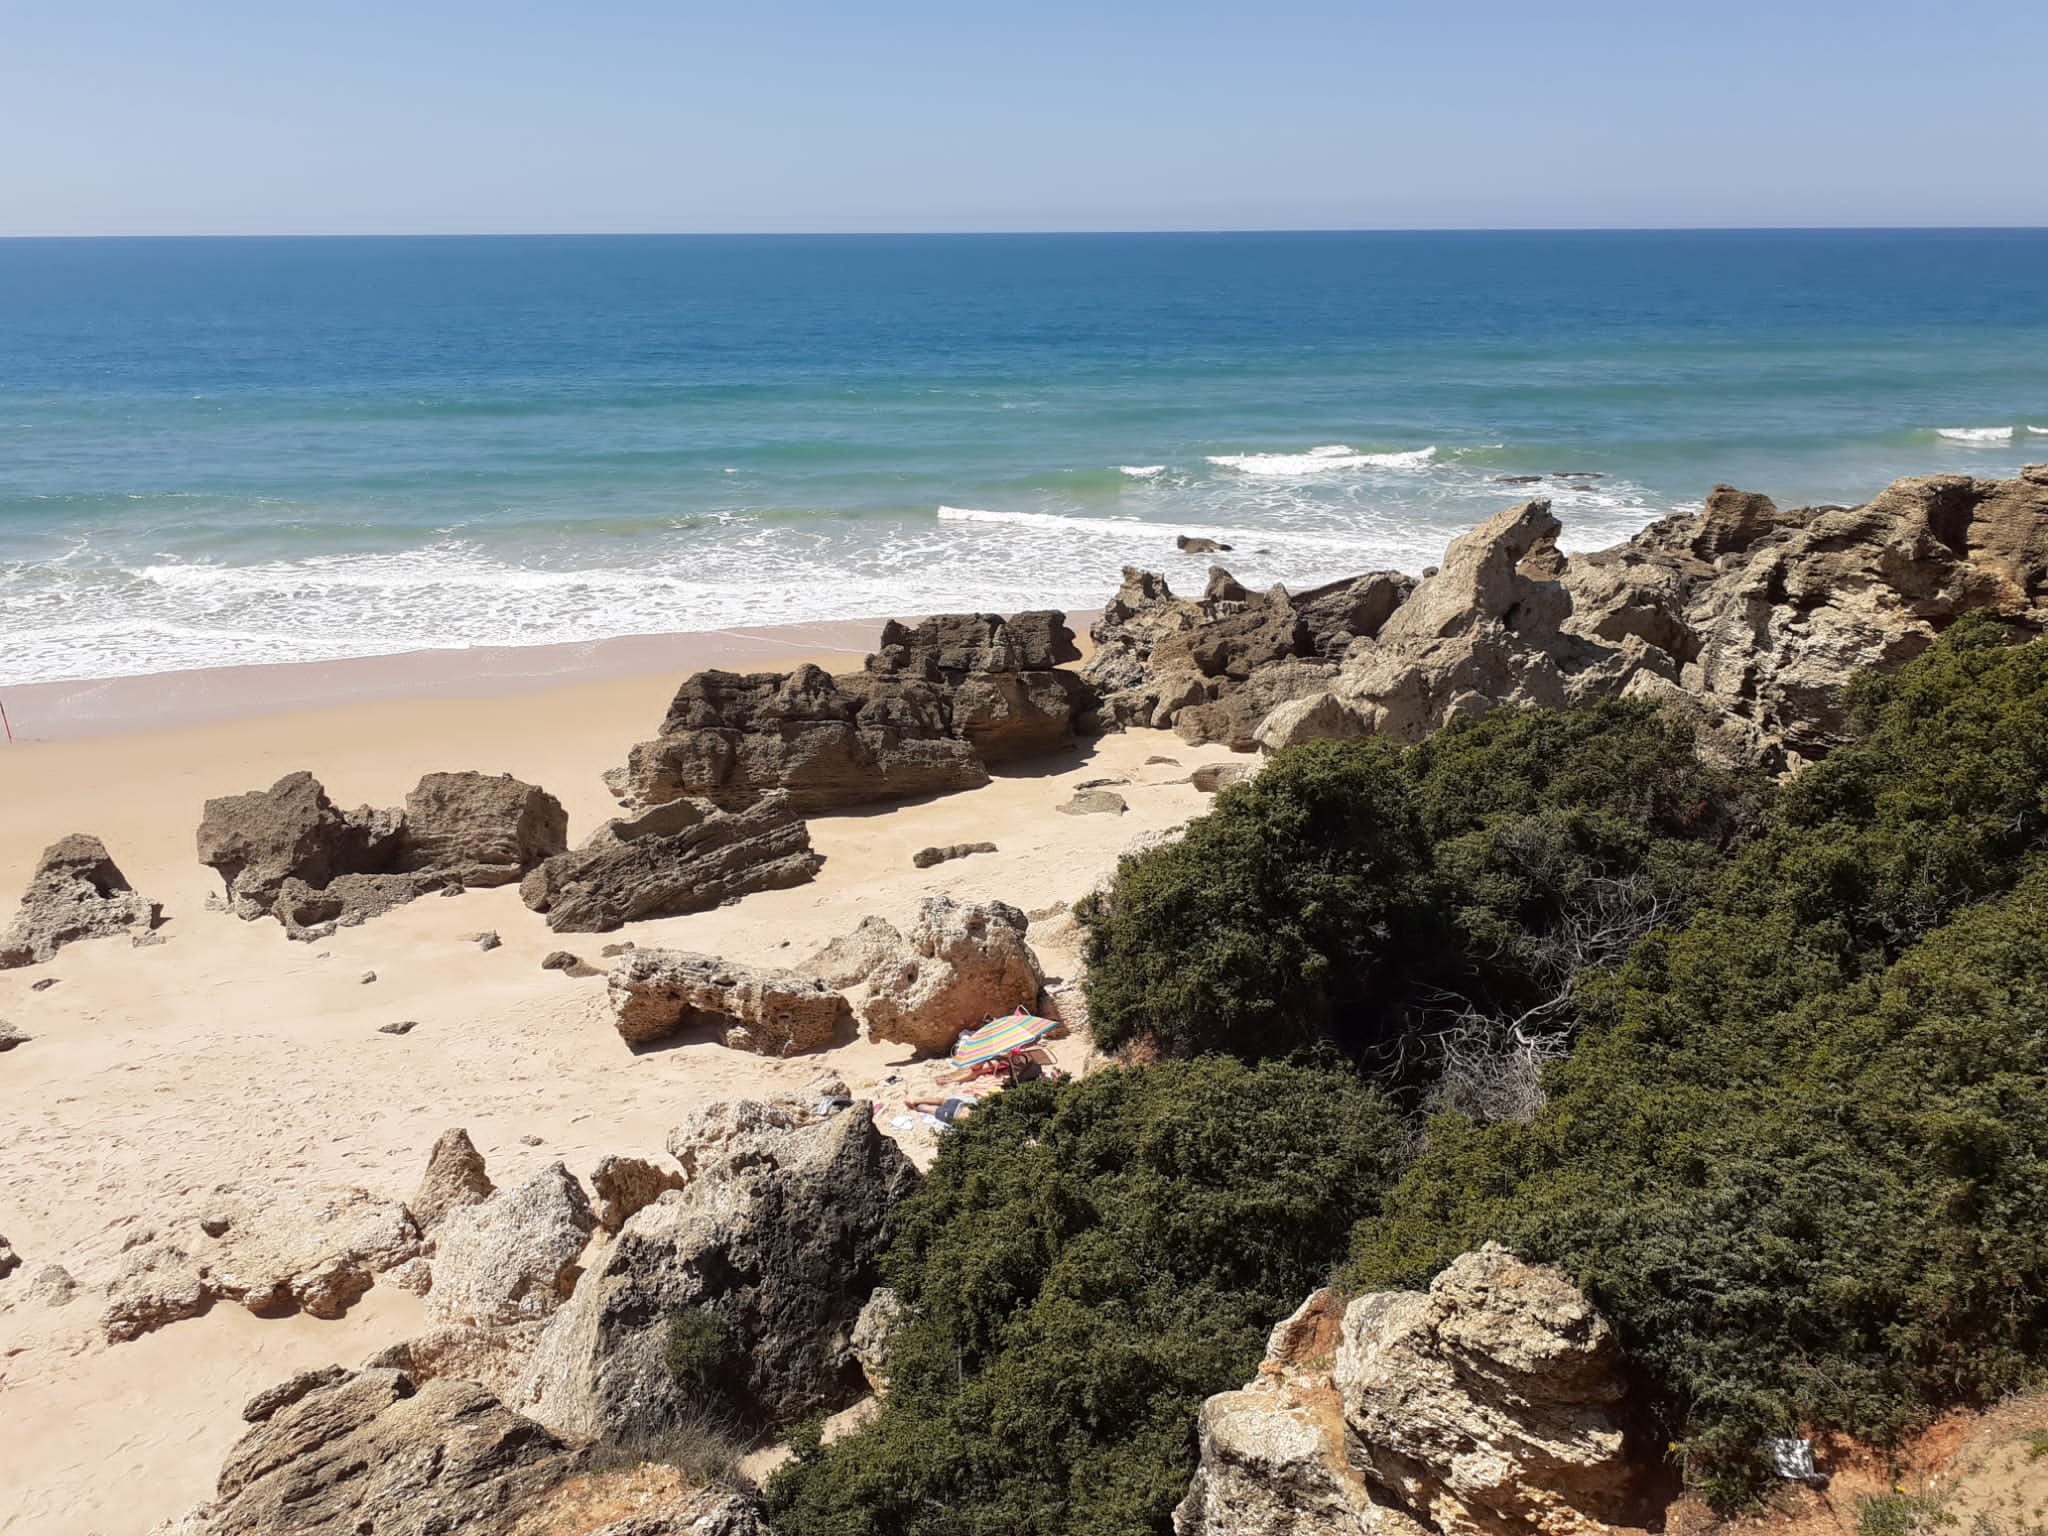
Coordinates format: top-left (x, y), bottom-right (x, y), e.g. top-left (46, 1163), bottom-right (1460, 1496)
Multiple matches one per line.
top-left (1080, 698), bottom-right (1760, 1066)
top-left (765, 1058), bottom-right (1407, 1536)
top-left (1346, 616), bottom-right (2048, 1504)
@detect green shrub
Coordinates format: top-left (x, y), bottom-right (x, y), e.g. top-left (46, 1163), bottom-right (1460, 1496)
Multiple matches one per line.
top-left (1080, 698), bottom-right (1760, 1067)
top-left (664, 1304), bottom-right (739, 1391)
top-left (1347, 617), bottom-right (2048, 1503)
top-left (764, 1058), bottom-right (1407, 1536)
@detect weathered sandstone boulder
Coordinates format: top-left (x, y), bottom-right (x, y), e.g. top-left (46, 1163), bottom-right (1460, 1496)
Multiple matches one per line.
top-left (913, 840), bottom-right (998, 869)
top-left (664, 1095), bottom-right (831, 1179)
top-left (604, 611), bottom-right (1091, 813)
top-left (590, 1153), bottom-right (688, 1233)
top-left (513, 1106), bottom-right (917, 1438)
top-left (802, 896), bottom-right (1044, 1057)
top-left (519, 792), bottom-right (820, 933)
top-left (197, 770), bottom-right (566, 937)
top-left (410, 1126), bottom-right (496, 1233)
top-left (0, 834), bottom-right (162, 969)
top-left (362, 1322), bottom-right (549, 1403)
top-left (426, 1162), bottom-right (595, 1329)
top-left (1085, 565), bottom-right (1411, 743)
top-left (1335, 1244), bottom-right (1635, 1536)
top-left (104, 1186), bottom-right (423, 1342)
top-left (0, 1019), bottom-right (28, 1050)
top-left (1177, 1245), bottom-right (1638, 1536)
top-left (151, 1369), bottom-right (572, 1536)
top-left (606, 949), bottom-right (854, 1053)
top-left (851, 1286), bottom-right (907, 1396)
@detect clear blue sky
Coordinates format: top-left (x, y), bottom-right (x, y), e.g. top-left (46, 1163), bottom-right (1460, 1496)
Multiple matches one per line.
top-left (4, 0), bottom-right (2043, 235)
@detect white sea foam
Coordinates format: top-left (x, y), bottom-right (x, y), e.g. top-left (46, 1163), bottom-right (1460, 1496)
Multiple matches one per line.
top-left (1936, 426), bottom-right (2015, 443)
top-left (2028, 425), bottom-right (2048, 435)
top-left (1119, 465), bottom-right (1167, 478)
top-left (1207, 445), bottom-right (1438, 476)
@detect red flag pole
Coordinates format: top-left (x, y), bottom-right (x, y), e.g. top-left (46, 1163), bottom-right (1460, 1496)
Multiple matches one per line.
top-left (1, 698), bottom-right (12, 743)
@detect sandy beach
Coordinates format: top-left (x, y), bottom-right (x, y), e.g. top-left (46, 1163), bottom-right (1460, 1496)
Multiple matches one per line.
top-left (0, 617), bottom-right (1201, 1535)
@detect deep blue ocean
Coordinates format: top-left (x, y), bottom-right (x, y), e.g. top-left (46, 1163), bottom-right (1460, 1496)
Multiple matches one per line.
top-left (2, 231), bottom-right (2045, 685)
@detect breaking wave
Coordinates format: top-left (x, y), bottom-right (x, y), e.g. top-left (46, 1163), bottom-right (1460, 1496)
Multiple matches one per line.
top-left (1207, 445), bottom-right (1438, 476)
top-left (1936, 426), bottom-right (2016, 443)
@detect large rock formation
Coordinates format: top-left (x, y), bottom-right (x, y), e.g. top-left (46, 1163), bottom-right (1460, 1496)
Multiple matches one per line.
top-left (606, 949), bottom-right (855, 1053)
top-left (197, 770), bottom-right (566, 938)
top-left (0, 834), bottom-right (162, 968)
top-left (512, 1106), bottom-right (918, 1439)
top-left (410, 1127), bottom-right (496, 1233)
top-left (1097, 468), bottom-right (2048, 772)
top-left (1085, 566), bottom-right (1412, 749)
top-left (150, 1368), bottom-right (573, 1536)
top-left (801, 896), bottom-right (1045, 1057)
top-left (104, 1186), bottom-right (424, 1342)
top-left (1176, 1246), bottom-right (1639, 1536)
top-left (603, 611), bottom-right (1090, 813)
top-left (425, 1162), bottom-right (595, 1329)
top-left (518, 792), bottom-right (820, 933)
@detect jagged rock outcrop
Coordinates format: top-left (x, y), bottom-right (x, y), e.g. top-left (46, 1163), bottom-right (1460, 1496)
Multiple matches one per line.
top-left (1085, 566), bottom-right (1412, 747)
top-left (104, 1186), bottom-right (423, 1342)
top-left (0, 834), bottom-right (162, 968)
top-left (1099, 468), bottom-right (2048, 772)
top-left (410, 1127), bottom-right (496, 1233)
top-left (537, 1490), bottom-right (777, 1536)
top-left (512, 1107), bottom-right (918, 1438)
top-left (363, 1322), bottom-right (549, 1403)
top-left (425, 1163), bottom-right (595, 1329)
top-left (197, 770), bottom-right (566, 937)
top-left (664, 1095), bottom-right (831, 1179)
top-left (603, 611), bottom-right (1090, 813)
top-left (519, 792), bottom-right (820, 933)
top-left (151, 1369), bottom-right (573, 1536)
top-left (801, 896), bottom-right (1044, 1057)
top-left (606, 949), bottom-right (854, 1053)
top-left (1176, 1246), bottom-right (1638, 1536)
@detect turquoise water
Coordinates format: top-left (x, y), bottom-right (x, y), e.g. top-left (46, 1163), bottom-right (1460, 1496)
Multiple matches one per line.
top-left (2, 231), bottom-right (2045, 685)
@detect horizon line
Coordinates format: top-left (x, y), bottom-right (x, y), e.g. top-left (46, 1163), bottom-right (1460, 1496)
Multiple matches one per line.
top-left (3, 223), bottom-right (2047, 242)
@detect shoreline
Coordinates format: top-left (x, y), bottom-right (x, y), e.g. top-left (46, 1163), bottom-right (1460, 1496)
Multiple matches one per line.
top-left (0, 610), bottom-right (1101, 743)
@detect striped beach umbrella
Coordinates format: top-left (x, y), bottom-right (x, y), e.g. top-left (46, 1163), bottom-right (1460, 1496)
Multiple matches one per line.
top-left (951, 1008), bottom-right (1060, 1067)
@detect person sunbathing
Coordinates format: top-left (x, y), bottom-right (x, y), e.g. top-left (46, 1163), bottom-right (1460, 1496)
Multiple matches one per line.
top-left (903, 1076), bottom-right (1006, 1124)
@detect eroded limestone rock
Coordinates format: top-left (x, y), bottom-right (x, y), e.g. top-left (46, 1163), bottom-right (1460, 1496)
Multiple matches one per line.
top-left (0, 834), bottom-right (161, 969)
top-left (606, 949), bottom-right (854, 1053)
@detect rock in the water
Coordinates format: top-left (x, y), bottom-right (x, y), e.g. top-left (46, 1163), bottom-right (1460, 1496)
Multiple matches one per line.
top-left (1057, 787), bottom-right (1127, 816)
top-left (606, 949), bottom-right (854, 1054)
top-left (602, 611), bottom-right (1092, 815)
top-left (0, 833), bottom-right (162, 969)
top-left (1177, 1248), bottom-right (1638, 1536)
top-left (0, 1019), bottom-right (29, 1051)
top-left (161, 1369), bottom-right (571, 1536)
top-left (426, 1162), bottom-right (595, 1329)
top-left (27, 1263), bottom-right (76, 1307)
top-left (519, 791), bottom-right (821, 933)
top-left (803, 896), bottom-right (1044, 1057)
top-left (911, 841), bottom-right (998, 869)
top-left (197, 770), bottom-right (566, 937)
top-left (514, 1107), bottom-right (917, 1437)
top-left (409, 1127), bottom-right (495, 1232)
top-left (851, 1286), bottom-right (906, 1396)
top-left (103, 1187), bottom-right (423, 1343)
top-left (591, 1153), bottom-right (688, 1234)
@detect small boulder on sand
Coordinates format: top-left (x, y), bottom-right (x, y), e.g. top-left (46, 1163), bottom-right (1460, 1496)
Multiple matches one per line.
top-left (607, 950), bottom-right (854, 1054)
top-left (801, 896), bottom-right (1044, 1058)
top-left (0, 834), bottom-right (162, 969)
top-left (0, 1020), bottom-right (30, 1052)
top-left (911, 841), bottom-right (998, 870)
top-left (1057, 788), bottom-right (1127, 816)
